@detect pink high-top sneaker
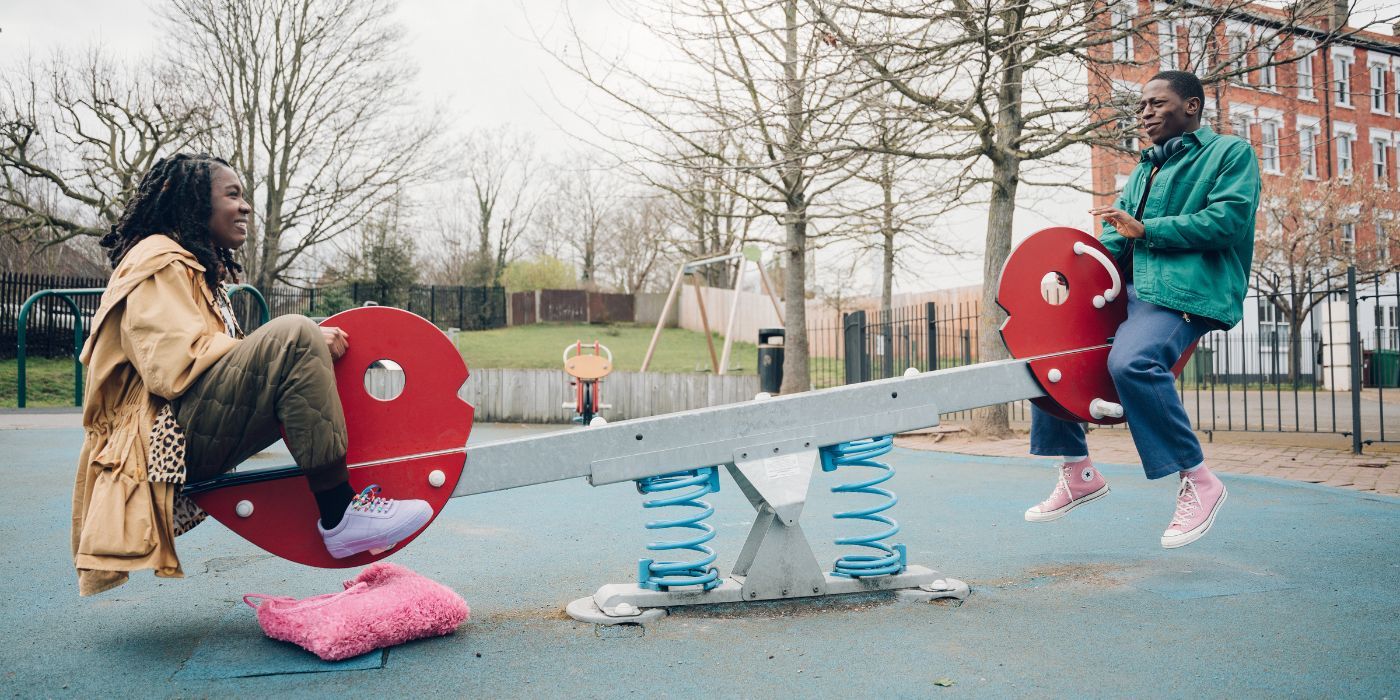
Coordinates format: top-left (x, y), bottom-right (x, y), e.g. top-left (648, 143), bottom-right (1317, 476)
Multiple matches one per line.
top-left (1024, 459), bottom-right (1110, 522)
top-left (1161, 467), bottom-right (1227, 549)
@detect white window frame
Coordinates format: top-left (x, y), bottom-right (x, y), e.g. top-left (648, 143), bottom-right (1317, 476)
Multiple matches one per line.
top-left (1157, 17), bottom-right (1178, 70)
top-left (1378, 211), bottom-right (1394, 265)
top-left (1370, 61), bottom-right (1389, 113)
top-left (1373, 130), bottom-right (1393, 187)
top-left (1383, 210), bottom-right (1394, 264)
top-left (1227, 32), bottom-right (1249, 84)
top-left (1335, 122), bottom-right (1357, 180)
top-left (1230, 103), bottom-right (1254, 143)
top-left (1334, 48), bottom-right (1355, 108)
top-left (1257, 40), bottom-right (1279, 92)
top-left (1299, 126), bottom-right (1319, 179)
top-left (1296, 38), bottom-right (1316, 101)
top-left (1342, 221), bottom-right (1356, 253)
top-left (1261, 121), bottom-right (1281, 173)
top-left (1112, 1), bottom-right (1135, 62)
top-left (1187, 21), bottom-right (1210, 78)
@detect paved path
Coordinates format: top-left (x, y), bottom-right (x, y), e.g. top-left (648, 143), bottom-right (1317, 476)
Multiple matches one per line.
top-left (898, 425), bottom-right (1400, 495)
top-left (4, 422), bottom-right (1398, 697)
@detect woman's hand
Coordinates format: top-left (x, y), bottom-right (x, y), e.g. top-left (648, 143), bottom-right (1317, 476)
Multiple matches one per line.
top-left (321, 326), bottom-right (350, 360)
top-left (1089, 206), bottom-right (1145, 239)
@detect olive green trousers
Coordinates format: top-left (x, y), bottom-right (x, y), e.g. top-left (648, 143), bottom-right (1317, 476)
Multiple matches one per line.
top-left (175, 315), bottom-right (349, 492)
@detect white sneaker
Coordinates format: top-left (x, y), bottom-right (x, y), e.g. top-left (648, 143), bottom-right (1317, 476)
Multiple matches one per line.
top-left (318, 484), bottom-right (433, 559)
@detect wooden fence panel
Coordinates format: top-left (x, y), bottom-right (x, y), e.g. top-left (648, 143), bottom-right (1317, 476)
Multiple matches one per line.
top-left (589, 293), bottom-right (634, 324)
top-left (510, 292), bottom-right (537, 325)
top-left (539, 290), bottom-right (588, 323)
top-left (366, 367), bottom-right (760, 423)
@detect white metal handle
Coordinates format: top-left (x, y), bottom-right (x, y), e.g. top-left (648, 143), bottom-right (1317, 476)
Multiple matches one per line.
top-left (1089, 398), bottom-right (1124, 420)
top-left (562, 342), bottom-right (613, 364)
top-left (1073, 241), bottom-right (1121, 309)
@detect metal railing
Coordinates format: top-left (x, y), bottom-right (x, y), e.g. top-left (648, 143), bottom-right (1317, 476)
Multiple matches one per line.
top-left (15, 284), bottom-right (269, 407)
top-left (818, 268), bottom-right (1400, 451)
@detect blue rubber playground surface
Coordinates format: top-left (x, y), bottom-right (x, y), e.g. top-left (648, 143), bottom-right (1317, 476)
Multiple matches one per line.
top-left (2, 420), bottom-right (1397, 698)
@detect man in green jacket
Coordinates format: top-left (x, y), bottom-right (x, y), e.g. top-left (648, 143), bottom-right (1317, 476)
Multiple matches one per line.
top-left (1023, 70), bottom-right (1260, 549)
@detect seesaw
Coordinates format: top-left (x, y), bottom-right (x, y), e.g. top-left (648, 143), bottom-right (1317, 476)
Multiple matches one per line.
top-left (183, 227), bottom-right (1191, 623)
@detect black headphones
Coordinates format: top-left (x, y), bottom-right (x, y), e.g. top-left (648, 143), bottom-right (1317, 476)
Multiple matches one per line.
top-left (1149, 135), bottom-right (1186, 167)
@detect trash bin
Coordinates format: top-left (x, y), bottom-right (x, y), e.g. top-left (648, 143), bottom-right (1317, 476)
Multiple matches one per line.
top-left (758, 328), bottom-right (785, 394)
top-left (1373, 349), bottom-right (1400, 388)
top-left (1182, 346), bottom-right (1213, 386)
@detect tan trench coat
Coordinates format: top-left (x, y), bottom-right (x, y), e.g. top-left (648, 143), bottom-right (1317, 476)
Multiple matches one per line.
top-left (72, 235), bottom-right (239, 596)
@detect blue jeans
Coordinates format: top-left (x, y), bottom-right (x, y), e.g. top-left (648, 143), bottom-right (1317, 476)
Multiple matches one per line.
top-left (1029, 285), bottom-right (1212, 480)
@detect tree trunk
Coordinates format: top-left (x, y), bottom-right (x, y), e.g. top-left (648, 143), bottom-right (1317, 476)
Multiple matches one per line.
top-left (777, 0), bottom-right (810, 394)
top-left (881, 153), bottom-right (895, 316)
top-left (970, 6), bottom-right (1026, 438)
top-left (971, 156), bottom-right (1019, 437)
top-left (780, 208), bottom-right (810, 393)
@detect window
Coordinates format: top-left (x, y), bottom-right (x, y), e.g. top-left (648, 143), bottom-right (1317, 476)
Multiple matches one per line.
top-left (1261, 121), bottom-right (1280, 172)
top-left (1112, 2), bottom-right (1134, 61)
top-left (1377, 218), bottom-right (1391, 264)
top-left (1338, 133), bottom-right (1354, 178)
top-left (1297, 49), bottom-right (1315, 100)
top-left (1341, 221), bottom-right (1356, 252)
top-left (1299, 126), bottom-right (1318, 178)
top-left (1158, 21), bottom-right (1178, 70)
top-left (1232, 114), bottom-right (1251, 141)
top-left (1228, 33), bottom-right (1248, 84)
top-left (1335, 56), bottom-right (1352, 106)
top-left (1371, 64), bottom-right (1388, 112)
top-left (1375, 139), bottom-right (1391, 186)
top-left (1375, 305), bottom-right (1398, 351)
top-left (1257, 42), bottom-right (1278, 91)
top-left (1188, 24), bottom-right (1209, 77)
top-left (1119, 118), bottom-right (1138, 151)
top-left (1258, 300), bottom-right (1290, 354)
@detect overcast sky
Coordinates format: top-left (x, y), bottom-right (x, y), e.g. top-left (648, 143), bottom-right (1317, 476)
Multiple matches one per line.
top-left (1, 1), bottom-right (1394, 295)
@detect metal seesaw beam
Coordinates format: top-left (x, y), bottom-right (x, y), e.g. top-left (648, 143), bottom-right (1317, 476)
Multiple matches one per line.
top-left (455, 357), bottom-right (1044, 495)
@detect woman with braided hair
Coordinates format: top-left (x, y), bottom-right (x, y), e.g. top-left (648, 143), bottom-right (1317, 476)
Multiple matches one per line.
top-left (72, 153), bottom-right (431, 596)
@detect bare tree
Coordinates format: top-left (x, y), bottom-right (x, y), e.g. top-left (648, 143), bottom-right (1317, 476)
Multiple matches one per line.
top-left (660, 139), bottom-right (761, 288)
top-left (603, 192), bottom-right (673, 293)
top-left (537, 153), bottom-right (618, 289)
top-left (836, 92), bottom-right (972, 315)
top-left (1254, 170), bottom-right (1396, 380)
top-left (551, 0), bottom-right (867, 392)
top-left (803, 0), bottom-right (1393, 433)
top-left (164, 0), bottom-right (443, 289)
top-left (458, 127), bottom-right (541, 287)
top-left (0, 49), bottom-right (207, 257)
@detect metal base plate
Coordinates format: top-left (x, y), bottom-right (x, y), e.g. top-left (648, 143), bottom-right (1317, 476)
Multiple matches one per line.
top-left (893, 577), bottom-right (971, 603)
top-left (565, 566), bottom-right (964, 624)
top-left (566, 596), bottom-right (668, 626)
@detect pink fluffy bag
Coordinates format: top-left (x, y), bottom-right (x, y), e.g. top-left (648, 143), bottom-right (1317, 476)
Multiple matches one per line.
top-left (243, 562), bottom-right (470, 661)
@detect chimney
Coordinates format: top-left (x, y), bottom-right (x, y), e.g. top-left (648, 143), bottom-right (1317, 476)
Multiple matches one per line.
top-left (1331, 0), bottom-right (1349, 29)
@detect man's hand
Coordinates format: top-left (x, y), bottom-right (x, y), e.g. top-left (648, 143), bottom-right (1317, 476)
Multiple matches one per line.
top-left (321, 326), bottom-right (350, 360)
top-left (1089, 206), bottom-right (1145, 239)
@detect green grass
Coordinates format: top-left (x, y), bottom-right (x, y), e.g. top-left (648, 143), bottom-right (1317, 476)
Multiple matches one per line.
top-left (454, 323), bottom-right (759, 374)
top-left (1, 358), bottom-right (81, 408)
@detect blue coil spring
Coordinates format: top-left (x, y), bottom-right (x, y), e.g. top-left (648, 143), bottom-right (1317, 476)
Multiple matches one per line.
top-left (634, 467), bottom-right (722, 591)
top-left (820, 435), bottom-right (907, 578)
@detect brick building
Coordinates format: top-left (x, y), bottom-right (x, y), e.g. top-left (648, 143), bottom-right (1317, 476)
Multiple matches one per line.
top-left (1091, 1), bottom-right (1400, 258)
top-left (1089, 1), bottom-right (1400, 384)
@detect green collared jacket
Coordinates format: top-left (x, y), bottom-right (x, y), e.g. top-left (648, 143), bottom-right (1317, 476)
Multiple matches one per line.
top-left (1099, 125), bottom-right (1261, 329)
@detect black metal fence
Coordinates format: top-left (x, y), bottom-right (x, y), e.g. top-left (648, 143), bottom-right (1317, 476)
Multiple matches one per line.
top-left (3, 272), bottom-right (507, 360)
top-left (1, 273), bottom-right (107, 359)
top-left (238, 282), bottom-right (507, 333)
top-left (816, 268), bottom-right (1399, 446)
top-left (810, 301), bottom-right (1029, 422)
